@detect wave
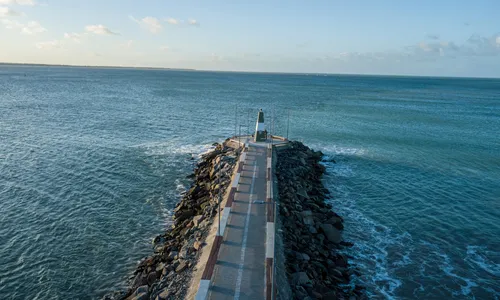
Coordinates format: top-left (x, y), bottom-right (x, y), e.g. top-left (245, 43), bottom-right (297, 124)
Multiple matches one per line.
top-left (465, 245), bottom-right (500, 277)
top-left (130, 140), bottom-right (214, 158)
top-left (309, 143), bottom-right (367, 157)
top-left (320, 150), bottom-right (500, 299)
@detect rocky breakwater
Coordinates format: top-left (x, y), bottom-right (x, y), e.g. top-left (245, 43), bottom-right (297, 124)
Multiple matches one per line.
top-left (104, 141), bottom-right (239, 300)
top-left (276, 141), bottom-right (364, 299)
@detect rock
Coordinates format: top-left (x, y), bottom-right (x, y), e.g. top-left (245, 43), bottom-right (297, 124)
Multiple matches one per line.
top-left (193, 241), bottom-right (203, 251)
top-left (326, 216), bottom-right (344, 230)
top-left (178, 245), bottom-right (189, 259)
top-left (320, 223), bottom-right (342, 244)
top-left (132, 285), bottom-right (148, 296)
top-left (322, 291), bottom-right (337, 299)
top-left (130, 293), bottom-right (148, 300)
top-left (301, 210), bottom-right (315, 226)
top-left (335, 254), bottom-right (348, 268)
top-left (131, 272), bottom-right (147, 288)
top-left (175, 261), bottom-right (188, 273)
top-left (198, 219), bottom-right (210, 228)
top-left (166, 251), bottom-right (177, 261)
top-left (175, 209), bottom-right (194, 222)
top-left (155, 263), bottom-right (164, 273)
top-left (155, 289), bottom-right (170, 300)
top-left (311, 291), bottom-right (323, 299)
top-left (154, 245), bottom-right (165, 253)
top-left (291, 272), bottom-right (311, 286)
top-left (147, 272), bottom-right (157, 285)
top-left (340, 241), bottom-right (354, 247)
top-left (192, 215), bottom-right (204, 227)
top-left (297, 188), bottom-right (309, 200)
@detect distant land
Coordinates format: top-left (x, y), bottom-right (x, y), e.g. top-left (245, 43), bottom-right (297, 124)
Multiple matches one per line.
top-left (0, 62), bottom-right (196, 72)
top-left (1, 62), bottom-right (498, 79)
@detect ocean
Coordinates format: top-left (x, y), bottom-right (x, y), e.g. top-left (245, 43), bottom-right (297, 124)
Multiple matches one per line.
top-left (0, 65), bottom-right (498, 299)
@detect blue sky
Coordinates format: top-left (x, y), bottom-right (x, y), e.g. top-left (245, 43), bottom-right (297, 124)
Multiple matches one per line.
top-left (1, 0), bottom-right (499, 77)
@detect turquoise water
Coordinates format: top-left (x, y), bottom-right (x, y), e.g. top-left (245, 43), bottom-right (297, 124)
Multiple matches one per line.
top-left (0, 65), bottom-right (499, 299)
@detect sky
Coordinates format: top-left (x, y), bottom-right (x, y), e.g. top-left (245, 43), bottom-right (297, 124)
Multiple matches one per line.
top-left (0, 0), bottom-right (499, 77)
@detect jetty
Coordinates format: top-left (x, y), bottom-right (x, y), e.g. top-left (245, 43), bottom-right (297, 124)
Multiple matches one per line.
top-left (192, 109), bottom-right (287, 300)
top-left (104, 109), bottom-right (361, 300)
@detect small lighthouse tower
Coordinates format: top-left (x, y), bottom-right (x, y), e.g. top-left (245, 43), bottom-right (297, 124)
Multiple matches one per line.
top-left (254, 109), bottom-right (266, 142)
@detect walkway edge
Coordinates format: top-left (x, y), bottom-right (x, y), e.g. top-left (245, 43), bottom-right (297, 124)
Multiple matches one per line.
top-left (266, 143), bottom-right (277, 300)
top-left (194, 142), bottom-right (247, 300)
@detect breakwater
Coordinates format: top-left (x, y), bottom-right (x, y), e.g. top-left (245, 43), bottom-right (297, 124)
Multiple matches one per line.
top-left (275, 141), bottom-right (363, 299)
top-left (104, 139), bottom-right (361, 300)
top-left (104, 141), bottom-right (240, 300)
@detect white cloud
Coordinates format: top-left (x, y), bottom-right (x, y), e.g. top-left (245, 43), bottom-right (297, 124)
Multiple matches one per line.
top-left (36, 40), bottom-right (61, 49)
top-left (160, 45), bottom-right (169, 51)
top-left (166, 18), bottom-right (179, 25)
top-left (164, 17), bottom-right (200, 27)
top-left (85, 24), bottom-right (118, 35)
top-left (130, 16), bottom-right (162, 33)
top-left (496, 36), bottom-right (500, 46)
top-left (64, 32), bottom-right (81, 43)
top-left (1, 18), bottom-right (45, 34)
top-left (188, 18), bottom-right (199, 26)
top-left (0, 6), bottom-right (20, 16)
top-left (22, 20), bottom-right (44, 34)
top-left (0, 0), bottom-right (35, 5)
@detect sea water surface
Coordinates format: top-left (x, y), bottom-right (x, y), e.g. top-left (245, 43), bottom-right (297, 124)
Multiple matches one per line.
top-left (0, 65), bottom-right (499, 299)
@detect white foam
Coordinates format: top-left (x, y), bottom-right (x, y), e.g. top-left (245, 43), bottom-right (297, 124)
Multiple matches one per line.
top-left (175, 179), bottom-right (186, 194)
top-left (312, 144), bottom-right (367, 157)
top-left (465, 245), bottom-right (500, 277)
top-left (131, 141), bottom-right (214, 157)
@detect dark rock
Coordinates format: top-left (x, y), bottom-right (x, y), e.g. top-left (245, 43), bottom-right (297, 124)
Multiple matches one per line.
top-left (320, 223), bottom-right (342, 244)
top-left (291, 272), bottom-right (311, 286)
top-left (147, 272), bottom-right (157, 285)
top-left (134, 285), bottom-right (148, 295)
top-left (340, 241), bottom-right (354, 247)
top-left (175, 209), bottom-right (194, 222)
top-left (175, 261), bottom-right (188, 273)
top-left (311, 290), bottom-right (323, 299)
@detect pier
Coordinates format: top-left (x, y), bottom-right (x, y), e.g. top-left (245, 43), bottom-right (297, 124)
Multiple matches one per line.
top-left (107, 109), bottom-right (355, 300)
top-left (193, 110), bottom-right (287, 300)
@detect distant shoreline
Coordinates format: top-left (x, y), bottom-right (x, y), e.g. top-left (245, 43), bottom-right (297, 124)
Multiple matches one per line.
top-left (0, 62), bottom-right (196, 72)
top-left (1, 62), bottom-right (498, 79)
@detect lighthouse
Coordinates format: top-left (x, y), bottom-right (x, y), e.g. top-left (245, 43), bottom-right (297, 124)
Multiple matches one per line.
top-left (254, 109), bottom-right (266, 142)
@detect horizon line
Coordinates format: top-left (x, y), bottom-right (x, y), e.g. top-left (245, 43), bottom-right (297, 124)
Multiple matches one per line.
top-left (1, 62), bottom-right (499, 80)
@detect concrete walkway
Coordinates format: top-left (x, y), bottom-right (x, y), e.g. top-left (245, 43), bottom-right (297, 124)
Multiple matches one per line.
top-left (208, 142), bottom-right (268, 300)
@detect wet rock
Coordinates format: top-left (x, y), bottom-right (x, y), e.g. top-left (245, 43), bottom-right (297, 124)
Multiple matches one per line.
top-left (320, 223), bottom-right (342, 244)
top-left (276, 141), bottom-right (357, 299)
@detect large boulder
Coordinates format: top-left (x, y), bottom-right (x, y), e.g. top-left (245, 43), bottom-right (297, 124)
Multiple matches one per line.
top-left (320, 223), bottom-right (342, 244)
